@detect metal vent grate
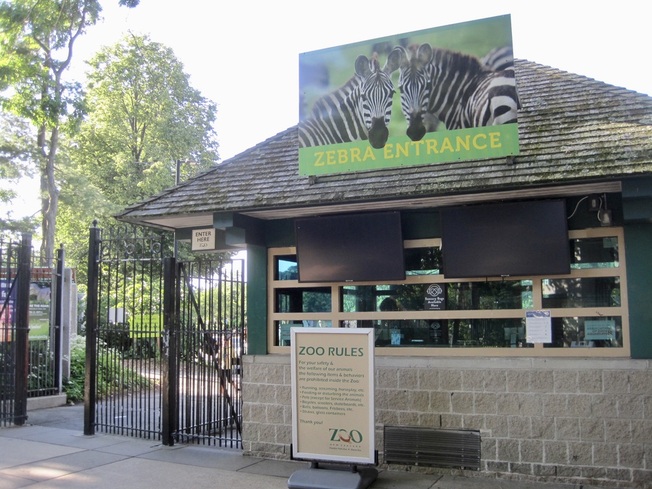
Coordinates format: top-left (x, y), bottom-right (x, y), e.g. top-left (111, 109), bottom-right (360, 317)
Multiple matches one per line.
top-left (384, 426), bottom-right (481, 470)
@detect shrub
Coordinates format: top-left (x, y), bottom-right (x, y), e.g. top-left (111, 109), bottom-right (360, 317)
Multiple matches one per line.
top-left (63, 335), bottom-right (151, 403)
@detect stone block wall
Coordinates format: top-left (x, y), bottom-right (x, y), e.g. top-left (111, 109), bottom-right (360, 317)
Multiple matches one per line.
top-left (242, 355), bottom-right (652, 488)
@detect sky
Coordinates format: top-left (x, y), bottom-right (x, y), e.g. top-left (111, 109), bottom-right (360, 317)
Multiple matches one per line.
top-left (2, 0), bottom-right (650, 221)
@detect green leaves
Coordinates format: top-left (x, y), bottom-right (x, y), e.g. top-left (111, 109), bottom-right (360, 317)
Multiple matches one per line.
top-left (77, 33), bottom-right (218, 206)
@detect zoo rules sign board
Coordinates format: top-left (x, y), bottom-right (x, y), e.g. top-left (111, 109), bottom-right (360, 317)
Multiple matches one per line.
top-left (291, 328), bottom-right (375, 464)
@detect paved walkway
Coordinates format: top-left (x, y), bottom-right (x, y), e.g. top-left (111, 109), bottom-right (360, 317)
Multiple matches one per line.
top-left (0, 404), bottom-right (609, 489)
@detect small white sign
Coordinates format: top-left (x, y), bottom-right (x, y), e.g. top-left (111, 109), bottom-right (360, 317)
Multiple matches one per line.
top-left (526, 310), bottom-right (552, 343)
top-left (108, 307), bottom-right (126, 324)
top-left (192, 228), bottom-right (216, 251)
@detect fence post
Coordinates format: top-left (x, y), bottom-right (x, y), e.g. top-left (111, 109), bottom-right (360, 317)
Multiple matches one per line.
top-left (84, 223), bottom-right (100, 435)
top-left (53, 244), bottom-right (64, 393)
top-left (14, 233), bottom-right (32, 426)
top-left (162, 257), bottom-right (178, 445)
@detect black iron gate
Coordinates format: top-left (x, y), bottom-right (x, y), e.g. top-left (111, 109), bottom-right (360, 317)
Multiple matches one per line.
top-left (0, 234), bottom-right (31, 427)
top-left (1, 234), bottom-right (66, 427)
top-left (84, 223), bottom-right (245, 447)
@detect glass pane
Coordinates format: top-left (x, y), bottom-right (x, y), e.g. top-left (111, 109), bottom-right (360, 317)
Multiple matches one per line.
top-left (542, 277), bottom-right (620, 308)
top-left (545, 316), bottom-right (622, 348)
top-left (365, 318), bottom-right (531, 348)
top-left (405, 247), bottom-right (442, 275)
top-left (342, 285), bottom-right (400, 312)
top-left (276, 287), bottom-right (331, 313)
top-left (275, 255), bottom-right (298, 280)
top-left (571, 237), bottom-right (619, 269)
top-left (275, 320), bottom-right (333, 346)
top-left (341, 281), bottom-right (532, 312)
top-left (446, 281), bottom-right (532, 310)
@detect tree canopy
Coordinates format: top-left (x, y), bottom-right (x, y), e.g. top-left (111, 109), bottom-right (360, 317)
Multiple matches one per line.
top-left (74, 33), bottom-right (219, 207)
top-left (54, 33), bottom-right (219, 273)
top-left (0, 111), bottom-right (40, 235)
top-left (0, 0), bottom-right (139, 264)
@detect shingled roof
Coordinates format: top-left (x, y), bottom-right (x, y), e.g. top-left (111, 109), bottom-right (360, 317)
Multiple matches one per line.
top-left (116, 59), bottom-right (652, 230)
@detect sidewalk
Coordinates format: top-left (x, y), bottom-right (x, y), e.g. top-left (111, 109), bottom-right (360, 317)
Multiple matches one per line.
top-left (1, 405), bottom-right (604, 489)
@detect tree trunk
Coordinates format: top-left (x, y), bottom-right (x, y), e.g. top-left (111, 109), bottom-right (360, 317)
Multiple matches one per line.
top-left (39, 124), bottom-right (59, 267)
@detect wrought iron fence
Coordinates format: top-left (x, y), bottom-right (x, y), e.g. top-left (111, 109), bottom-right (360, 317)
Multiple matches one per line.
top-left (86, 224), bottom-right (167, 439)
top-left (0, 234), bottom-right (32, 426)
top-left (84, 223), bottom-right (245, 447)
top-left (174, 258), bottom-right (245, 447)
top-left (28, 339), bottom-right (57, 398)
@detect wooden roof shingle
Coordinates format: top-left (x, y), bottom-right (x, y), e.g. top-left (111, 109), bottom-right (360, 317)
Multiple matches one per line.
top-left (116, 59), bottom-right (652, 229)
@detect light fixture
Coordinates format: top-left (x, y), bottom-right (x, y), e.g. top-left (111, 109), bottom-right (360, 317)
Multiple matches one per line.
top-left (598, 208), bottom-right (612, 226)
top-left (588, 194), bottom-right (601, 212)
top-left (596, 194), bottom-right (612, 226)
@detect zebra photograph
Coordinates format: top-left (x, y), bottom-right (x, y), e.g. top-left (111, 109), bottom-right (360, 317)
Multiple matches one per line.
top-left (481, 45), bottom-right (515, 72)
top-left (298, 51), bottom-right (400, 149)
top-left (297, 14), bottom-right (520, 175)
top-left (393, 42), bottom-right (519, 141)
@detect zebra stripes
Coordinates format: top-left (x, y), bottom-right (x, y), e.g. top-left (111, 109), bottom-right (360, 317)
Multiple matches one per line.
top-left (393, 43), bottom-right (519, 141)
top-left (481, 45), bottom-right (514, 72)
top-left (298, 52), bottom-right (399, 149)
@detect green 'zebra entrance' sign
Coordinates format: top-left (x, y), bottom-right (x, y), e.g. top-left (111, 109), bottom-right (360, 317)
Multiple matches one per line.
top-left (298, 15), bottom-right (519, 176)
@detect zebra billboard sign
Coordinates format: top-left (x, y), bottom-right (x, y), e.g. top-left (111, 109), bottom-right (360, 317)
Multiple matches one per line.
top-left (298, 15), bottom-right (519, 175)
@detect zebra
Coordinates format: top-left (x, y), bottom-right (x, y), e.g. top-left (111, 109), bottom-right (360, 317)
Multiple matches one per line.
top-left (392, 43), bottom-right (519, 141)
top-left (480, 45), bottom-right (514, 72)
top-left (298, 51), bottom-right (400, 149)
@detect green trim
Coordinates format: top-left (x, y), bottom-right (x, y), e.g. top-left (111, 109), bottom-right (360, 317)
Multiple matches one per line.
top-left (624, 222), bottom-right (652, 358)
top-left (246, 244), bottom-right (268, 355)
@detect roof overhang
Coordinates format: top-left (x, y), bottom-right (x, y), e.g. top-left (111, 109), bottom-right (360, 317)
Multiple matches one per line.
top-left (121, 180), bottom-right (622, 231)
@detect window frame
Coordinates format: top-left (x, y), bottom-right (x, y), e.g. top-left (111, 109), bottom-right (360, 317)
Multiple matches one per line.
top-left (267, 227), bottom-right (629, 357)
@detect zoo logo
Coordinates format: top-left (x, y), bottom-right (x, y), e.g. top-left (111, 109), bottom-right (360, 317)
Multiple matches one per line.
top-left (329, 428), bottom-right (363, 444)
top-left (426, 284), bottom-right (443, 297)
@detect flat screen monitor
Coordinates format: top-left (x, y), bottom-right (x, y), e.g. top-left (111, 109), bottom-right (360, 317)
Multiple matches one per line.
top-left (440, 200), bottom-right (571, 278)
top-left (295, 212), bottom-right (405, 282)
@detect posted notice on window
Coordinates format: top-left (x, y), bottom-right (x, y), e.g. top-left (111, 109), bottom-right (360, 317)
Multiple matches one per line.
top-left (291, 327), bottom-right (375, 465)
top-left (526, 310), bottom-right (552, 343)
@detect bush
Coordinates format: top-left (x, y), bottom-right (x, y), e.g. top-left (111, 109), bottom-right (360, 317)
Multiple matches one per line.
top-left (63, 335), bottom-right (151, 403)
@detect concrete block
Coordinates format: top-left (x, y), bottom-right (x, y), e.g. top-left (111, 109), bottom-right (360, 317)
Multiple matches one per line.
top-left (605, 419), bottom-right (633, 444)
top-left (617, 394), bottom-right (645, 419)
top-left (543, 441), bottom-right (568, 464)
top-left (27, 394), bottom-right (67, 410)
top-left (531, 416), bottom-right (555, 440)
top-left (450, 392), bottom-right (474, 414)
top-left (579, 418), bottom-right (605, 442)
top-left (417, 369), bottom-right (439, 390)
top-left (462, 370), bottom-right (485, 392)
top-left (602, 370), bottom-right (629, 394)
top-left (555, 417), bottom-right (580, 441)
top-left (553, 371), bottom-right (578, 394)
top-left (496, 438), bottom-right (519, 461)
top-left (507, 415), bottom-right (531, 438)
top-left (439, 370), bottom-right (462, 391)
top-left (506, 370), bottom-right (531, 393)
top-left (592, 442), bottom-right (618, 466)
top-left (568, 441), bottom-right (593, 465)
top-left (530, 370), bottom-right (553, 392)
top-left (520, 439), bottom-right (543, 463)
top-left (474, 392), bottom-right (497, 415)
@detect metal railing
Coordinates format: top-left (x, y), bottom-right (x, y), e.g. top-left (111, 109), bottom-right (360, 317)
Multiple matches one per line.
top-left (84, 224), bottom-right (245, 448)
top-left (0, 234), bottom-right (32, 426)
